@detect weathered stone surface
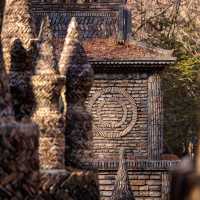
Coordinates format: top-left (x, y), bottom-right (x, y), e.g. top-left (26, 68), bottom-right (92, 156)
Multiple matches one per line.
top-left (59, 17), bottom-right (94, 166)
top-left (31, 16), bottom-right (65, 170)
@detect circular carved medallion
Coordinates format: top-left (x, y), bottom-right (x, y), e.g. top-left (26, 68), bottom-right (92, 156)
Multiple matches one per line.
top-left (88, 87), bottom-right (137, 138)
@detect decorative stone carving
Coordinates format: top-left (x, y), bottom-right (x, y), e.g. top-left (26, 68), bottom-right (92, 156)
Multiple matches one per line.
top-left (88, 87), bottom-right (137, 138)
top-left (59, 17), bottom-right (94, 166)
top-left (110, 148), bottom-right (135, 200)
top-left (31, 16), bottom-right (65, 170)
top-left (2, 0), bottom-right (37, 120)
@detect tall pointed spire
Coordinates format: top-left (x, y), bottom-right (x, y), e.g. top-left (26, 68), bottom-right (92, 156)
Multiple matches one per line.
top-left (59, 17), bottom-right (94, 166)
top-left (110, 148), bottom-right (135, 200)
top-left (35, 16), bottom-right (57, 75)
top-left (58, 17), bottom-right (87, 76)
top-left (1, 0), bottom-right (35, 72)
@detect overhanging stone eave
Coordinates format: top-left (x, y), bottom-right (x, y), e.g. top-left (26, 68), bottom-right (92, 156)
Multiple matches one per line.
top-left (89, 57), bottom-right (177, 66)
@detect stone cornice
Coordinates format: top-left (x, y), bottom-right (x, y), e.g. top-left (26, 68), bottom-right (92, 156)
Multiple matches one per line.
top-left (80, 160), bottom-right (180, 171)
top-left (89, 58), bottom-right (177, 66)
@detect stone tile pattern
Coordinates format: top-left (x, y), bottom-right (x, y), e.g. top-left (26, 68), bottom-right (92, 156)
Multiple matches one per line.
top-left (0, 122), bottom-right (39, 199)
top-left (31, 17), bottom-right (65, 170)
top-left (31, 3), bottom-right (121, 39)
top-left (98, 170), bottom-right (170, 200)
top-left (59, 18), bottom-right (94, 166)
top-left (1, 0), bottom-right (37, 120)
top-left (86, 72), bottom-right (148, 160)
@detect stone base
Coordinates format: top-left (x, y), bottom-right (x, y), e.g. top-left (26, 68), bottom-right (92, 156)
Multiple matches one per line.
top-left (80, 160), bottom-right (179, 200)
top-left (0, 122), bottom-right (39, 200)
top-left (38, 169), bottom-right (99, 200)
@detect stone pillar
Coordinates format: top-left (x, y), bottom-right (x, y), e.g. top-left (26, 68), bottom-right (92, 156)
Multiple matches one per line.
top-left (0, 3), bottom-right (39, 197)
top-left (148, 72), bottom-right (163, 160)
top-left (31, 17), bottom-right (65, 170)
top-left (59, 17), bottom-right (94, 166)
top-left (1, 0), bottom-right (37, 120)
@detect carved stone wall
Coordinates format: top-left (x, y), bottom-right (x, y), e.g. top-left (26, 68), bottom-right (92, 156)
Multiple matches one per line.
top-left (86, 72), bottom-right (149, 160)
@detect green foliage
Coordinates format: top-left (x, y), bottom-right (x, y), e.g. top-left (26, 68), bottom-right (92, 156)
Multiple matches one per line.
top-left (162, 56), bottom-right (200, 156)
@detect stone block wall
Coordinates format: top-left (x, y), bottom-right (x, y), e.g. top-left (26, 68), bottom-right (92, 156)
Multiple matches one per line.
top-left (85, 72), bottom-right (149, 159)
top-left (98, 170), bottom-right (170, 200)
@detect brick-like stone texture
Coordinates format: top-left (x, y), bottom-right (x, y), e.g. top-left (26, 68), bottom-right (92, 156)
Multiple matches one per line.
top-left (86, 72), bottom-right (149, 159)
top-left (98, 170), bottom-right (169, 200)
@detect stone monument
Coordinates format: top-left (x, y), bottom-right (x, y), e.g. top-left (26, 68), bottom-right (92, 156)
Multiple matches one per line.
top-left (31, 1), bottom-right (178, 199)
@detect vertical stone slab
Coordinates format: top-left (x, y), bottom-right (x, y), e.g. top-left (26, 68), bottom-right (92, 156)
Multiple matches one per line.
top-left (148, 72), bottom-right (163, 160)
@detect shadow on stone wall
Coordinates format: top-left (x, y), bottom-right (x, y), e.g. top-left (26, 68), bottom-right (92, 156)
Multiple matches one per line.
top-left (9, 39), bottom-right (36, 120)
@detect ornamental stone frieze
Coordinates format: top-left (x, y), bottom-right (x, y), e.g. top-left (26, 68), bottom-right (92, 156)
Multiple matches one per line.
top-left (88, 87), bottom-right (137, 138)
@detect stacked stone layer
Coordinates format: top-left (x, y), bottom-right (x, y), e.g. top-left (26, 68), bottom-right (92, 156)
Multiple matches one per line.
top-left (98, 171), bottom-right (170, 200)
